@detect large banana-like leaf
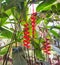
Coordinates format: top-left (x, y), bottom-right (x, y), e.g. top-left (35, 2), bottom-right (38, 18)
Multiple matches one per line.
top-left (31, 39), bottom-right (45, 60)
top-left (49, 29), bottom-right (60, 38)
top-left (0, 26), bottom-right (13, 38)
top-left (5, 9), bottom-right (12, 16)
top-left (51, 3), bottom-right (60, 14)
top-left (0, 46), bottom-right (8, 55)
top-left (0, 0), bottom-right (2, 2)
top-left (36, 0), bottom-right (56, 12)
top-left (56, 3), bottom-right (60, 15)
top-left (51, 5), bottom-right (57, 13)
top-left (0, 12), bottom-right (8, 18)
top-left (35, 49), bottom-right (45, 60)
top-left (0, 18), bottom-right (8, 26)
top-left (50, 25), bottom-right (60, 30)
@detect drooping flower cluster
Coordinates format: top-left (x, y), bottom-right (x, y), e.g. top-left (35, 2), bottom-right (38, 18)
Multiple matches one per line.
top-left (38, 27), bottom-right (51, 55)
top-left (30, 12), bottom-right (37, 38)
top-left (23, 23), bottom-right (30, 48)
top-left (42, 38), bottom-right (51, 55)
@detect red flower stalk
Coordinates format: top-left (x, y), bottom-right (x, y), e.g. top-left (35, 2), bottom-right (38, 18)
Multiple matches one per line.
top-left (42, 38), bottom-right (51, 55)
top-left (23, 23), bottom-right (30, 48)
top-left (30, 12), bottom-right (37, 38)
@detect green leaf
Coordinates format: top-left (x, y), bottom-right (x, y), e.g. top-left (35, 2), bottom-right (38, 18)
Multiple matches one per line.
top-left (31, 39), bottom-right (40, 51)
top-left (51, 25), bottom-right (60, 29)
top-left (36, 18), bottom-right (42, 24)
top-left (16, 31), bottom-right (23, 42)
top-left (54, 26), bottom-right (60, 29)
top-left (6, 0), bottom-right (11, 4)
top-left (0, 27), bottom-right (13, 38)
top-left (57, 3), bottom-right (60, 11)
top-left (0, 12), bottom-right (8, 18)
top-left (0, 0), bottom-right (2, 2)
top-left (31, 39), bottom-right (45, 60)
top-left (36, 0), bottom-right (56, 12)
top-left (35, 49), bottom-right (45, 60)
top-left (51, 5), bottom-right (57, 13)
top-left (5, 9), bottom-right (12, 16)
top-left (46, 11), bottom-right (52, 18)
top-left (0, 18), bottom-right (8, 26)
top-left (0, 47), bottom-right (8, 55)
top-left (50, 30), bottom-right (60, 38)
top-left (34, 37), bottom-right (44, 44)
top-left (56, 3), bottom-right (60, 15)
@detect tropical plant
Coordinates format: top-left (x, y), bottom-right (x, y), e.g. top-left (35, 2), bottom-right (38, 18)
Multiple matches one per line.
top-left (0, 0), bottom-right (60, 65)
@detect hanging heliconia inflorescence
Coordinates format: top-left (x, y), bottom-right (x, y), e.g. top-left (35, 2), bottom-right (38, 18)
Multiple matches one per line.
top-left (42, 38), bottom-right (51, 55)
top-left (30, 12), bottom-right (37, 38)
top-left (23, 23), bottom-right (30, 48)
top-left (38, 27), bottom-right (51, 55)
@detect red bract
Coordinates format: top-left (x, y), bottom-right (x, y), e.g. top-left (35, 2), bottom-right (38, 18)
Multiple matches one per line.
top-left (24, 43), bottom-right (30, 48)
top-left (30, 12), bottom-right (37, 38)
top-left (23, 23), bottom-right (30, 48)
top-left (33, 12), bottom-right (37, 16)
top-left (23, 36), bottom-right (30, 41)
top-left (24, 28), bottom-right (29, 31)
top-left (24, 31), bottom-right (30, 36)
top-left (44, 50), bottom-right (51, 55)
top-left (43, 39), bottom-right (51, 55)
top-left (31, 16), bottom-right (36, 22)
top-left (24, 23), bottom-right (29, 27)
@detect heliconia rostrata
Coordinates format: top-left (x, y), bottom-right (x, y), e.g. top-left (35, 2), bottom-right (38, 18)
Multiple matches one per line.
top-left (42, 38), bottom-right (51, 55)
top-left (23, 23), bottom-right (30, 48)
top-left (30, 12), bottom-right (37, 38)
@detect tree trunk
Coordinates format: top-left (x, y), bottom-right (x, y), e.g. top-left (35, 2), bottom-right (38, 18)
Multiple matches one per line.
top-left (12, 47), bottom-right (27, 65)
